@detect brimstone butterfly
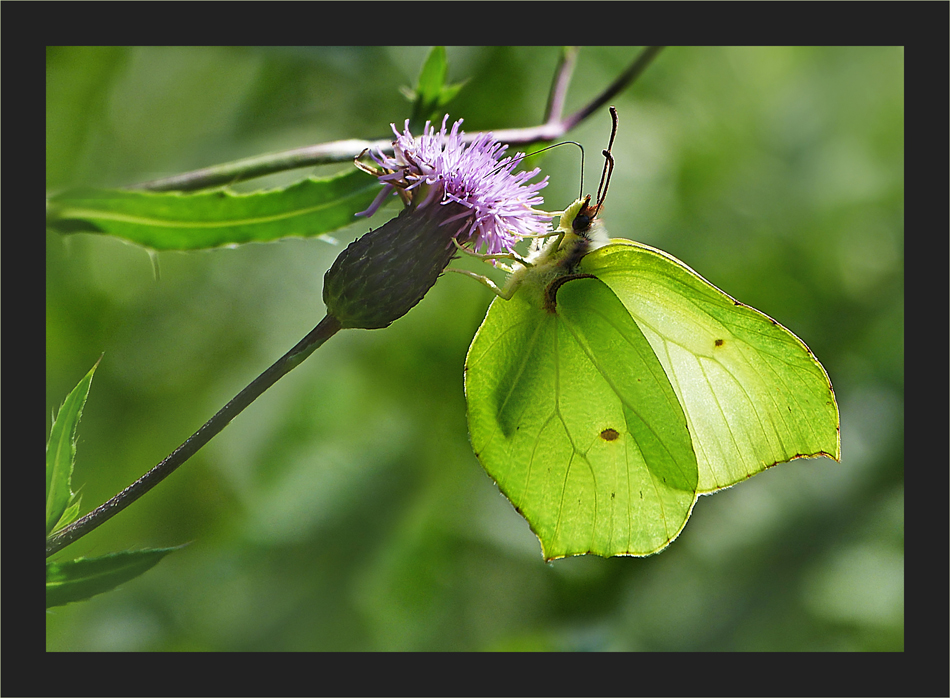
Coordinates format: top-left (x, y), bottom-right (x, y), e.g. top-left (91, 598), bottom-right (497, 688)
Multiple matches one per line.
top-left (464, 113), bottom-right (840, 561)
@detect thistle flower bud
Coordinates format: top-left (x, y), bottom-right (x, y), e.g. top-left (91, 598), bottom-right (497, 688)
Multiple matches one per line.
top-left (323, 198), bottom-right (470, 329)
top-left (323, 116), bottom-right (551, 330)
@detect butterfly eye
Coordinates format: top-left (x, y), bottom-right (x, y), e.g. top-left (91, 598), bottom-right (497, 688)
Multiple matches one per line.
top-left (570, 194), bottom-right (599, 237)
top-left (572, 213), bottom-right (591, 234)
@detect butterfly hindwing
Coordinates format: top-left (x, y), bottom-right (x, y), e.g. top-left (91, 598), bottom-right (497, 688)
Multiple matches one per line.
top-left (466, 272), bottom-right (698, 560)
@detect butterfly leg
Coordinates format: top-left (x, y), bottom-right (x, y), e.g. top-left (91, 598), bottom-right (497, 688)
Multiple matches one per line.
top-left (451, 237), bottom-right (529, 271)
top-left (445, 268), bottom-right (516, 300)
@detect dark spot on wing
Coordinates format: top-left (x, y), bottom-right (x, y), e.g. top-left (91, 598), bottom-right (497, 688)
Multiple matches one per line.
top-left (600, 428), bottom-right (620, 441)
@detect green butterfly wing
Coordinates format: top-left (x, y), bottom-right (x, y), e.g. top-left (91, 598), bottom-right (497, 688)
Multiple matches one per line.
top-left (579, 240), bottom-right (840, 493)
top-left (466, 274), bottom-right (698, 560)
top-left (465, 236), bottom-right (839, 560)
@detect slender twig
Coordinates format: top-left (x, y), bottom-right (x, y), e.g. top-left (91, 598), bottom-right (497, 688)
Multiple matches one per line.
top-left (46, 315), bottom-right (343, 557)
top-left (127, 47), bottom-right (664, 194)
top-left (544, 46), bottom-right (579, 125)
top-left (560, 46), bottom-right (665, 132)
top-left (488, 46), bottom-right (665, 146)
top-left (126, 139), bottom-right (395, 193)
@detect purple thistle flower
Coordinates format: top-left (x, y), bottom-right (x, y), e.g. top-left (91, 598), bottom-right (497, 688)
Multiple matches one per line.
top-left (323, 116), bottom-right (551, 330)
top-left (358, 116), bottom-right (551, 256)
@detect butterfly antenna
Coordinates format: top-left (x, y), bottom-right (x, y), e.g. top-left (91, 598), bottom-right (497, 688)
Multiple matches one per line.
top-left (595, 106), bottom-right (619, 210)
top-left (507, 140), bottom-right (586, 201)
top-left (573, 142), bottom-right (586, 201)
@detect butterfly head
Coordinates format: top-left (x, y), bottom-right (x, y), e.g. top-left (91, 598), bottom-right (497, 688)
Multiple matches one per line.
top-left (560, 106), bottom-right (618, 250)
top-left (558, 194), bottom-right (609, 252)
top-left (523, 108), bottom-right (618, 278)
top-left (571, 194), bottom-right (604, 240)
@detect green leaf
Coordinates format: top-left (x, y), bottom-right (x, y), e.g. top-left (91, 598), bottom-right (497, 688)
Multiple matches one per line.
top-left (408, 47), bottom-right (467, 129)
top-left (465, 206), bottom-right (840, 560)
top-left (55, 495), bottom-right (84, 533)
top-left (436, 80), bottom-right (465, 108)
top-left (46, 359), bottom-right (99, 536)
top-left (415, 47), bottom-right (448, 108)
top-left (46, 548), bottom-right (182, 608)
top-left (46, 169), bottom-right (383, 251)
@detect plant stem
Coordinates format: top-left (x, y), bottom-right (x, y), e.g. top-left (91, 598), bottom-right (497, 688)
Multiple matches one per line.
top-left (561, 46), bottom-right (665, 132)
top-left (489, 46), bottom-right (665, 147)
top-left (127, 47), bottom-right (665, 194)
top-left (544, 46), bottom-right (579, 125)
top-left (46, 314), bottom-right (343, 558)
top-left (126, 139), bottom-right (395, 192)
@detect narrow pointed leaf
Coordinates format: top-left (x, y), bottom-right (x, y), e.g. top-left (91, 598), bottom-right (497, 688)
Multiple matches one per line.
top-left (46, 169), bottom-right (382, 251)
top-left (55, 496), bottom-right (83, 532)
top-left (46, 548), bottom-right (182, 608)
top-left (408, 47), bottom-right (466, 127)
top-left (416, 46), bottom-right (448, 105)
top-left (46, 360), bottom-right (98, 536)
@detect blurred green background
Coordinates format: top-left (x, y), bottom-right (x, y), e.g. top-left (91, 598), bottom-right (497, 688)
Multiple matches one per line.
top-left (46, 46), bottom-right (903, 651)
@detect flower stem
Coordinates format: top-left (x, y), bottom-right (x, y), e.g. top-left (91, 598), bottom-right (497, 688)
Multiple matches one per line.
top-left (46, 314), bottom-right (343, 558)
